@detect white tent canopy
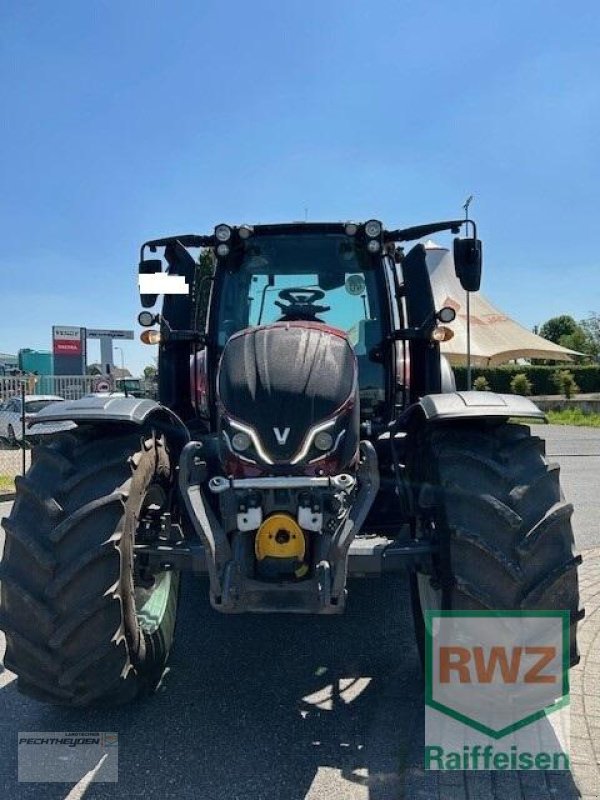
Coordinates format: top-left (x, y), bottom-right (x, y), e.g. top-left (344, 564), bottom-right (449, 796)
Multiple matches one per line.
top-left (423, 241), bottom-right (579, 367)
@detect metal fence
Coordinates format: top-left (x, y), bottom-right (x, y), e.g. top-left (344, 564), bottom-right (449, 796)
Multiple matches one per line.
top-left (0, 376), bottom-right (152, 493)
top-left (0, 375), bottom-right (97, 402)
top-left (0, 377), bottom-right (92, 490)
top-left (0, 384), bottom-right (29, 490)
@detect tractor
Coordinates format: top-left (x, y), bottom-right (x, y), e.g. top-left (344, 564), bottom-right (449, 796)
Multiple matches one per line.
top-left (0, 218), bottom-right (581, 706)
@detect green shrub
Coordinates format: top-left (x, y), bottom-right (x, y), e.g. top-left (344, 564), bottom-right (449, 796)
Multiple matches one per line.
top-left (473, 375), bottom-right (491, 391)
top-left (552, 370), bottom-right (580, 399)
top-left (510, 373), bottom-right (533, 396)
top-left (454, 364), bottom-right (600, 395)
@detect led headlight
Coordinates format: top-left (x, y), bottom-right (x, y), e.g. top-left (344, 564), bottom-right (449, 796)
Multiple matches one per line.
top-left (215, 224), bottom-right (232, 242)
top-left (314, 431), bottom-right (334, 451)
top-left (367, 239), bottom-right (381, 253)
top-left (138, 311), bottom-right (156, 327)
top-left (438, 306), bottom-right (457, 323)
top-left (238, 224), bottom-right (253, 240)
top-left (344, 222), bottom-right (358, 236)
top-left (364, 220), bottom-right (382, 238)
top-left (216, 243), bottom-right (230, 257)
top-left (231, 432), bottom-right (251, 452)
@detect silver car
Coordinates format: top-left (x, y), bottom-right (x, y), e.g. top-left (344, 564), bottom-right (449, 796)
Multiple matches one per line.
top-left (0, 395), bottom-right (72, 445)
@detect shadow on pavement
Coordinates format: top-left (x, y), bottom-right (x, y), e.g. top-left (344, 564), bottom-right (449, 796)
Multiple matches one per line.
top-left (0, 573), bottom-right (583, 799)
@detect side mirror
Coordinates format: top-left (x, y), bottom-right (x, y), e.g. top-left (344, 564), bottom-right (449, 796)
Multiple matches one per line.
top-left (453, 238), bottom-right (482, 292)
top-left (138, 259), bottom-right (162, 308)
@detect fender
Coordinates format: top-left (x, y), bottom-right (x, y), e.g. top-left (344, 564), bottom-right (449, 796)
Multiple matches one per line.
top-left (30, 395), bottom-right (190, 442)
top-left (417, 391), bottom-right (546, 422)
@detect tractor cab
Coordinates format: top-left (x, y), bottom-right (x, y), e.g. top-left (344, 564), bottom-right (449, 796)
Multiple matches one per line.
top-left (208, 224), bottom-right (391, 425)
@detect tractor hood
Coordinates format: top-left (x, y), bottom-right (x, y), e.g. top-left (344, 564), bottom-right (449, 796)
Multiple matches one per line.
top-left (217, 322), bottom-right (358, 466)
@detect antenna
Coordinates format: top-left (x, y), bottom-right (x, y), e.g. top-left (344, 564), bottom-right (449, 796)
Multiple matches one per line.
top-left (463, 195), bottom-right (474, 390)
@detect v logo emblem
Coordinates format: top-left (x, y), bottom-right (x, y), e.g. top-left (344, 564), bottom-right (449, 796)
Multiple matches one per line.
top-left (273, 427), bottom-right (290, 445)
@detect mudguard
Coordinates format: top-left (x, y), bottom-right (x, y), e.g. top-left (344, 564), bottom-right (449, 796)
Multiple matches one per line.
top-left (30, 395), bottom-right (190, 439)
top-left (417, 391), bottom-right (546, 422)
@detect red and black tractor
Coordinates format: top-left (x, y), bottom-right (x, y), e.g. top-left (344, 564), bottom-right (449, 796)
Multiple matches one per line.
top-left (1, 218), bottom-right (581, 705)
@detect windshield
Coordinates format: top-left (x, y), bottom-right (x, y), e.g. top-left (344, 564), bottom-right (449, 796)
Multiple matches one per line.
top-left (215, 233), bottom-right (388, 418)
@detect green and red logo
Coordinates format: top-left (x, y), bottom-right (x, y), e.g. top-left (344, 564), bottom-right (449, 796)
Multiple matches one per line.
top-left (425, 611), bottom-right (571, 770)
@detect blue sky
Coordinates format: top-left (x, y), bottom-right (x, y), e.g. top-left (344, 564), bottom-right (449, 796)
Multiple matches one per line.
top-left (1, 0), bottom-right (599, 375)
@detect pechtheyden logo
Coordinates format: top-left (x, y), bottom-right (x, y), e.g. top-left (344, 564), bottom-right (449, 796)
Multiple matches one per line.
top-left (18, 732), bottom-right (118, 782)
top-left (425, 611), bottom-right (570, 771)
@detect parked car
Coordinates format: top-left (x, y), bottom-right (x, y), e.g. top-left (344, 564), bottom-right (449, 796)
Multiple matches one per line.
top-left (0, 395), bottom-right (72, 445)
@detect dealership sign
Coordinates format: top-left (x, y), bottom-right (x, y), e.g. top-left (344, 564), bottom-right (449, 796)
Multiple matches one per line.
top-left (52, 326), bottom-right (84, 355)
top-left (425, 611), bottom-right (570, 770)
top-left (52, 326), bottom-right (86, 376)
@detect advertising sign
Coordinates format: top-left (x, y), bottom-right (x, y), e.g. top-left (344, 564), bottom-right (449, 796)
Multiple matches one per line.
top-left (52, 327), bottom-right (83, 355)
top-left (52, 326), bottom-right (86, 376)
top-left (425, 611), bottom-right (570, 771)
top-left (86, 329), bottom-right (134, 340)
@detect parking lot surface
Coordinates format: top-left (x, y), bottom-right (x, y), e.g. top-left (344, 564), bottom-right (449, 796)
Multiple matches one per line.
top-left (0, 424), bottom-right (598, 799)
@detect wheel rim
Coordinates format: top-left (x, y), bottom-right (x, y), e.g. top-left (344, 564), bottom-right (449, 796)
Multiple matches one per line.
top-left (135, 572), bottom-right (173, 634)
top-left (134, 482), bottom-right (173, 634)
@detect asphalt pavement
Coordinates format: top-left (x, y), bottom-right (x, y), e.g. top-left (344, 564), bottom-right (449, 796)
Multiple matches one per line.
top-left (0, 424), bottom-right (598, 799)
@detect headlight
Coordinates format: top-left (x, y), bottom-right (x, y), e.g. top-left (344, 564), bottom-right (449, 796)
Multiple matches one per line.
top-left (314, 431), bottom-right (334, 451)
top-left (438, 306), bottom-right (457, 323)
top-left (215, 224), bottom-right (232, 242)
top-left (138, 311), bottom-right (156, 327)
top-left (345, 222), bottom-right (358, 236)
top-left (238, 224), bottom-right (253, 240)
top-left (367, 239), bottom-right (381, 253)
top-left (431, 325), bottom-right (455, 342)
top-left (364, 220), bottom-right (382, 238)
top-left (140, 329), bottom-right (161, 344)
top-left (216, 243), bottom-right (230, 257)
top-left (231, 432), bottom-right (251, 451)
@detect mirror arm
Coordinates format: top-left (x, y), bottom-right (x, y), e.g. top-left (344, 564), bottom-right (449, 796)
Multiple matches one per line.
top-left (385, 219), bottom-right (464, 243)
top-left (140, 234), bottom-right (214, 262)
top-left (162, 329), bottom-right (207, 345)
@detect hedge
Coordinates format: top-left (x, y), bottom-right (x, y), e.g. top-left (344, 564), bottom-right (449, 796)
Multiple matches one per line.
top-left (454, 365), bottom-right (600, 395)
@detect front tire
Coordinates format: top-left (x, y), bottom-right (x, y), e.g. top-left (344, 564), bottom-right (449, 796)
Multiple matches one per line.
top-left (0, 426), bottom-right (180, 706)
top-left (409, 421), bottom-right (582, 666)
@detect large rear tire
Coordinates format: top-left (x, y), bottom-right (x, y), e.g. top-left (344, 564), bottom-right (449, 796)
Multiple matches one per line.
top-left (0, 426), bottom-right (180, 706)
top-left (409, 421), bottom-right (582, 666)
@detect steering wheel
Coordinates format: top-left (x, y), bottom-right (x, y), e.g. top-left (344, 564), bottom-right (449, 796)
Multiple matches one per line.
top-left (275, 287), bottom-right (331, 322)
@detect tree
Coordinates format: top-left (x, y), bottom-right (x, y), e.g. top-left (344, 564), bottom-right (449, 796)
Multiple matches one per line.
top-left (143, 365), bottom-right (157, 379)
top-left (580, 313), bottom-right (600, 359)
top-left (539, 315), bottom-right (579, 344)
top-left (539, 314), bottom-right (597, 361)
top-left (559, 327), bottom-right (593, 357)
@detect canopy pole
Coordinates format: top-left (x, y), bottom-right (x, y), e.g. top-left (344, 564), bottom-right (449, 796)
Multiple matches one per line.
top-left (466, 291), bottom-right (472, 389)
top-left (463, 194), bottom-right (474, 390)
